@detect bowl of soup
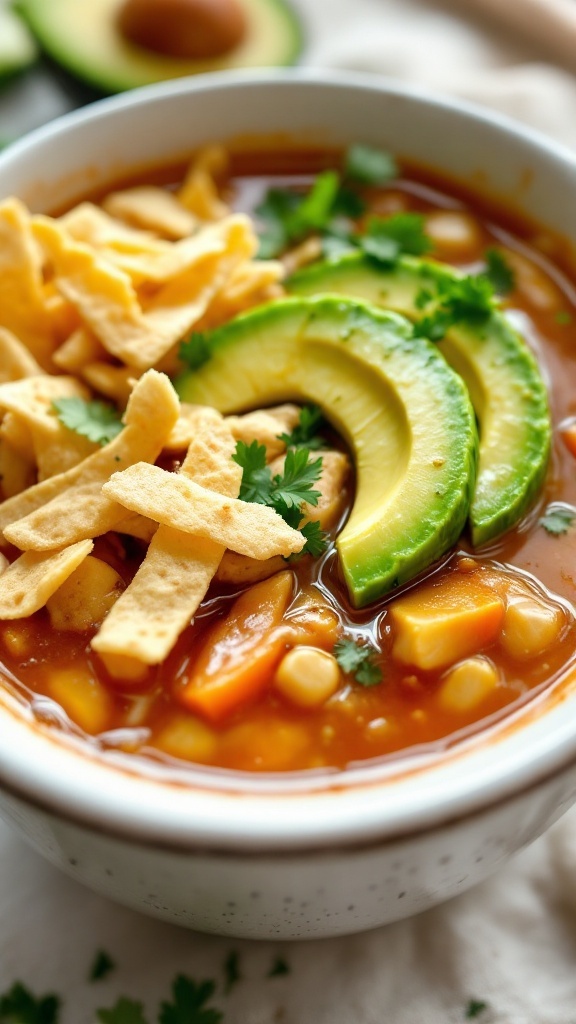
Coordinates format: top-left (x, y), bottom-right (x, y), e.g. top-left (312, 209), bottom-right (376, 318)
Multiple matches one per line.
top-left (0, 69), bottom-right (576, 939)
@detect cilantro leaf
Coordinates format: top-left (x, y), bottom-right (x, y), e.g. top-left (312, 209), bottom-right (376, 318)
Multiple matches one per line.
top-left (90, 950), bottom-right (116, 982)
top-left (223, 951), bottom-right (241, 995)
top-left (159, 976), bottom-right (222, 1024)
top-left (255, 188), bottom-right (301, 258)
top-left (290, 170), bottom-right (341, 236)
top-left (299, 519), bottom-right (328, 558)
top-left (465, 999), bottom-right (489, 1019)
top-left (539, 505), bottom-right (576, 535)
top-left (416, 274), bottom-right (495, 342)
top-left (270, 448), bottom-right (322, 509)
top-left (360, 213), bottom-right (432, 265)
top-left (52, 397), bottom-right (123, 446)
top-left (232, 441), bottom-right (272, 504)
top-left (278, 404), bottom-right (326, 450)
top-left (0, 983), bottom-right (60, 1024)
top-left (344, 144), bottom-right (398, 185)
top-left (334, 637), bottom-right (383, 687)
top-left (484, 248), bottom-right (515, 295)
top-left (97, 998), bottom-right (148, 1024)
top-left (179, 332), bottom-right (211, 371)
top-left (268, 956), bottom-right (290, 978)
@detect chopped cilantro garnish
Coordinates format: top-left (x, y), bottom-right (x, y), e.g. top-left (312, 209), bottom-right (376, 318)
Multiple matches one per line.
top-left (298, 519), bottom-right (329, 558)
top-left (0, 982), bottom-right (60, 1024)
top-left (416, 274), bottom-right (495, 342)
top-left (555, 310), bottom-right (573, 325)
top-left (484, 248), bottom-right (515, 295)
top-left (334, 637), bottom-right (383, 686)
top-left (90, 950), bottom-right (116, 982)
top-left (465, 999), bottom-right (489, 1019)
top-left (52, 396), bottom-right (123, 446)
top-left (223, 951), bottom-right (241, 995)
top-left (232, 441), bottom-right (327, 556)
top-left (278, 404), bottom-right (326, 450)
top-left (539, 504), bottom-right (576, 535)
top-left (290, 170), bottom-right (341, 236)
top-left (179, 332), bottom-right (212, 371)
top-left (268, 956), bottom-right (290, 978)
top-left (97, 997), bottom-right (148, 1024)
top-left (360, 213), bottom-right (432, 265)
top-left (159, 976), bottom-right (223, 1024)
top-left (344, 144), bottom-right (398, 185)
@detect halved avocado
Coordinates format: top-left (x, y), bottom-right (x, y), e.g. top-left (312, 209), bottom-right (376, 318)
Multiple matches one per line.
top-left (0, 4), bottom-right (37, 82)
top-left (16, 0), bottom-right (302, 93)
top-left (288, 254), bottom-right (551, 546)
top-left (176, 295), bottom-right (478, 608)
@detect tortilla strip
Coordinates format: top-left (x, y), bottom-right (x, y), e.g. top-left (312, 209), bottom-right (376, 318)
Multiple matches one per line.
top-left (164, 403), bottom-right (223, 454)
top-left (0, 199), bottom-right (57, 369)
top-left (226, 404), bottom-right (300, 461)
top-left (102, 462), bottom-right (305, 559)
top-left (80, 362), bottom-right (137, 406)
top-left (53, 328), bottom-right (106, 373)
top-left (1, 413), bottom-right (34, 461)
top-left (178, 146), bottom-right (229, 221)
top-left (102, 186), bottom-right (198, 239)
top-left (1, 370), bottom-right (179, 545)
top-left (33, 214), bottom-right (255, 370)
top-left (0, 327), bottom-right (43, 383)
top-left (0, 540), bottom-right (93, 618)
top-left (61, 202), bottom-right (167, 253)
top-left (93, 418), bottom-right (241, 667)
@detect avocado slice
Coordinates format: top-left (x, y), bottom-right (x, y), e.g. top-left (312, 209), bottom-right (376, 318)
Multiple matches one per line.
top-left (0, 3), bottom-right (37, 81)
top-left (176, 295), bottom-right (478, 607)
top-left (17, 0), bottom-right (302, 94)
top-left (288, 254), bottom-right (551, 546)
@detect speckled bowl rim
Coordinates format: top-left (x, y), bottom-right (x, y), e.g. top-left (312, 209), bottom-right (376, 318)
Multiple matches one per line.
top-left (0, 69), bottom-right (576, 853)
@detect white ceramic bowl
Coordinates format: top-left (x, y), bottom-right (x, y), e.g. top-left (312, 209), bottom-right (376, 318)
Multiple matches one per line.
top-left (1, 70), bottom-right (576, 940)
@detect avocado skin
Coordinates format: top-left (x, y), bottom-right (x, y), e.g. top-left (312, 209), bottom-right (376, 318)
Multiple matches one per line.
top-left (176, 295), bottom-right (478, 607)
top-left (288, 253), bottom-right (551, 547)
top-left (17, 0), bottom-right (303, 94)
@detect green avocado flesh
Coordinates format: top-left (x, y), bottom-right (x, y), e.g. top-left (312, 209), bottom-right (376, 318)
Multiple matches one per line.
top-left (176, 295), bottom-right (478, 608)
top-left (288, 254), bottom-right (551, 546)
top-left (0, 5), bottom-right (37, 80)
top-left (17, 0), bottom-right (302, 93)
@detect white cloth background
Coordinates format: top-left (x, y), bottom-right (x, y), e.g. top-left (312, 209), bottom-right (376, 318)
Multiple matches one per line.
top-left (3, 1), bottom-right (576, 1021)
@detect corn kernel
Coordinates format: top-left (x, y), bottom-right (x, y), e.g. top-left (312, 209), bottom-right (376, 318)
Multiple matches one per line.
top-left (47, 665), bottom-right (114, 734)
top-left (274, 646), bottom-right (341, 708)
top-left (155, 715), bottom-right (217, 762)
top-left (501, 596), bottom-right (565, 660)
top-left (425, 211), bottom-right (482, 257)
top-left (438, 657), bottom-right (499, 713)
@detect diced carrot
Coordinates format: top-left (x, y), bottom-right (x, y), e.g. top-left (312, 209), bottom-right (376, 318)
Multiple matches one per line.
top-left (563, 423), bottom-right (576, 458)
top-left (390, 572), bottom-right (505, 671)
top-left (179, 570), bottom-right (294, 722)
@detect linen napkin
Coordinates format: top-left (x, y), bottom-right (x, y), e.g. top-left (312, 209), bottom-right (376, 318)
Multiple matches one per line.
top-left (2, 2), bottom-right (576, 1022)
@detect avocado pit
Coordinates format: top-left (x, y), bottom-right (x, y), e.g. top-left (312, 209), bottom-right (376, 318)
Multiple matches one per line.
top-left (117, 0), bottom-right (247, 59)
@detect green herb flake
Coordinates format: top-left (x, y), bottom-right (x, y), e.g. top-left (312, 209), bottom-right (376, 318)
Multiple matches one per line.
top-left (278, 404), bottom-right (326, 450)
top-left (270, 447), bottom-right (322, 510)
top-left (555, 310), bottom-right (573, 325)
top-left (159, 976), bottom-right (223, 1024)
top-left (179, 332), bottom-right (212, 371)
top-left (344, 144), bottom-right (398, 185)
top-left (268, 957), bottom-right (291, 978)
top-left (291, 170), bottom-right (341, 235)
top-left (465, 998), bottom-right (489, 1019)
top-left (223, 951), bottom-right (241, 995)
top-left (232, 440), bottom-right (272, 505)
top-left (90, 950), bottom-right (116, 982)
top-left (484, 248), bottom-right (515, 295)
top-left (416, 274), bottom-right (494, 342)
top-left (255, 188), bottom-right (301, 258)
top-left (334, 637), bottom-right (383, 687)
top-left (360, 213), bottom-right (432, 265)
top-left (540, 505), bottom-right (576, 535)
top-left (52, 397), bottom-right (123, 447)
top-left (298, 519), bottom-right (328, 558)
top-left (97, 997), bottom-right (148, 1024)
top-left (0, 982), bottom-right (60, 1024)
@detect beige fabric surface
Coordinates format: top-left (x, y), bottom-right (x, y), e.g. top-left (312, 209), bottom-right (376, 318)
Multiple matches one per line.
top-left (1, 2), bottom-right (576, 1021)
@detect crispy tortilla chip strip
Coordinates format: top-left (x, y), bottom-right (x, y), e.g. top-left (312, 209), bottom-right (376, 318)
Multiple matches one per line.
top-left (164, 403), bottom-right (223, 454)
top-left (0, 199), bottom-right (57, 369)
top-left (0, 439), bottom-right (35, 498)
top-left (1, 370), bottom-right (179, 546)
top-left (53, 328), bottom-right (106, 373)
top-left (33, 214), bottom-right (255, 370)
top-left (102, 462), bottom-right (305, 559)
top-left (0, 374), bottom-right (97, 479)
top-left (226, 404), bottom-right (300, 461)
top-left (1, 413), bottom-right (34, 461)
top-left (102, 186), bottom-right (198, 239)
top-left (93, 419), bottom-right (241, 667)
top-left (0, 540), bottom-right (93, 618)
top-left (0, 327), bottom-right (43, 383)
top-left (115, 513), bottom-right (158, 543)
top-left (178, 146), bottom-right (229, 221)
top-left (80, 362), bottom-right (137, 406)
top-left (61, 202), bottom-right (166, 252)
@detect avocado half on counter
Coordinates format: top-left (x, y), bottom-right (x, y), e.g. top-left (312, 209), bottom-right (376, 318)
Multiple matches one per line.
top-left (16, 0), bottom-right (303, 93)
top-left (177, 256), bottom-right (551, 609)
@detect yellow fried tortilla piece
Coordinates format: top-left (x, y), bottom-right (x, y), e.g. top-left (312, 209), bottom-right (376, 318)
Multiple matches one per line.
top-left (202, 259), bottom-right (284, 327)
top-left (102, 186), bottom-right (198, 240)
top-left (0, 413), bottom-right (34, 461)
top-left (178, 146), bottom-right (230, 221)
top-left (216, 551), bottom-right (286, 585)
top-left (0, 540), bottom-right (93, 619)
top-left (102, 462), bottom-right (305, 559)
top-left (0, 374), bottom-right (97, 479)
top-left (1, 369), bottom-right (179, 547)
top-left (80, 362), bottom-right (137, 406)
top-left (0, 199), bottom-right (57, 369)
top-left (115, 512), bottom-right (158, 543)
top-left (61, 202), bottom-right (166, 252)
top-left (226, 404), bottom-right (300, 461)
top-left (52, 328), bottom-right (107, 373)
top-left (93, 419), bottom-right (242, 669)
top-left (0, 438), bottom-right (35, 499)
top-left (0, 327), bottom-right (43, 383)
top-left (164, 403), bottom-right (222, 454)
top-left (33, 214), bottom-right (255, 371)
